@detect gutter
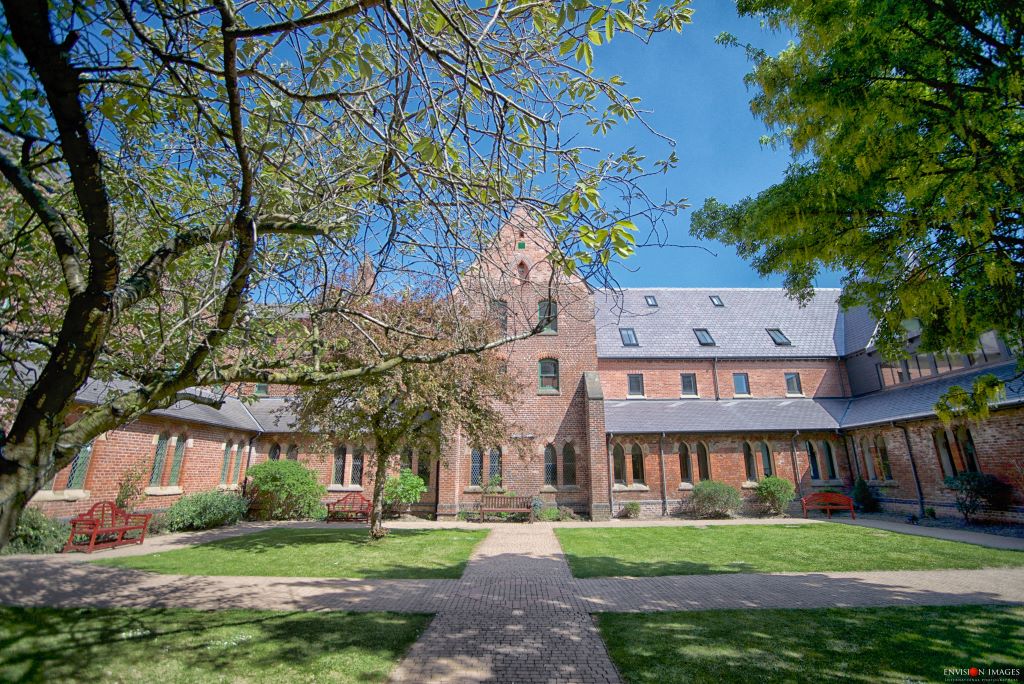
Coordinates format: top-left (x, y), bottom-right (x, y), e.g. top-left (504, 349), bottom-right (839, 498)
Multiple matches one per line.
top-left (789, 430), bottom-right (803, 496)
top-left (894, 422), bottom-right (926, 517)
top-left (658, 433), bottom-right (668, 516)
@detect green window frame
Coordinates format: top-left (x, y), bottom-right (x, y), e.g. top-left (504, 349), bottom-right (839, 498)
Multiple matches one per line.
top-left (539, 358), bottom-right (559, 392)
top-left (233, 443), bottom-right (245, 482)
top-left (538, 300), bottom-right (557, 333)
top-left (168, 434), bottom-right (187, 486)
top-left (220, 441), bottom-right (233, 484)
top-left (150, 433), bottom-right (170, 486)
top-left (67, 442), bottom-right (93, 489)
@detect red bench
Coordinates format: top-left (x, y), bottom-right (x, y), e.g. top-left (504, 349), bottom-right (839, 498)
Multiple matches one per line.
top-left (326, 493), bottom-right (371, 522)
top-left (802, 492), bottom-right (856, 519)
top-left (63, 502), bottom-right (152, 553)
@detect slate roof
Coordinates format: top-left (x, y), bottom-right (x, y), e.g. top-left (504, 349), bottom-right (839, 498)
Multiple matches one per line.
top-left (604, 397), bottom-right (846, 434)
top-left (595, 288), bottom-right (846, 359)
top-left (244, 397), bottom-right (302, 433)
top-left (842, 304), bottom-right (878, 354)
top-left (604, 362), bottom-right (1024, 433)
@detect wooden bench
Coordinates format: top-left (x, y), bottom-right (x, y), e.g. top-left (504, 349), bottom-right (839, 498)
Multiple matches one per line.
top-left (63, 501), bottom-right (152, 553)
top-left (479, 494), bottom-right (534, 523)
top-left (802, 492), bottom-right (856, 519)
top-left (326, 493), bottom-right (371, 522)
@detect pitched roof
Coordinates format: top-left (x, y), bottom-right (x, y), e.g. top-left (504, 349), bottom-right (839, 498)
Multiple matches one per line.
top-left (842, 304), bottom-right (878, 355)
top-left (604, 362), bottom-right (1023, 434)
top-left (595, 288), bottom-right (846, 359)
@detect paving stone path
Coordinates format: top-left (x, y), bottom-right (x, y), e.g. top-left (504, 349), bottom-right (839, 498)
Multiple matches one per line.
top-left (2, 519), bottom-right (1024, 683)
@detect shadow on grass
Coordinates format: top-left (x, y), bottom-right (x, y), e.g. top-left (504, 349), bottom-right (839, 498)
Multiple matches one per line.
top-left (597, 605), bottom-right (1024, 684)
top-left (0, 606), bottom-right (431, 684)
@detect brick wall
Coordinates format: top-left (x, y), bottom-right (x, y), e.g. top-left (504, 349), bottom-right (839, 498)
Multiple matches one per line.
top-left (596, 358), bottom-right (848, 400)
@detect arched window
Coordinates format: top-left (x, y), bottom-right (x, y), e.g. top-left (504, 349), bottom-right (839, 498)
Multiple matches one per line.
top-left (539, 358), bottom-right (559, 392)
top-left (220, 441), bottom-right (234, 484)
top-left (232, 443), bottom-right (245, 482)
top-left (167, 434), bottom-right (187, 486)
top-left (150, 432), bottom-right (170, 486)
top-left (613, 444), bottom-right (626, 484)
top-left (417, 452), bottom-right (432, 483)
top-left (696, 443), bottom-right (710, 481)
top-left (631, 443), bottom-right (645, 484)
top-left (67, 442), bottom-right (93, 490)
top-left (822, 441), bottom-right (837, 479)
top-left (759, 442), bottom-right (773, 477)
top-left (351, 447), bottom-right (364, 485)
top-left (875, 435), bottom-right (893, 479)
top-left (806, 441), bottom-right (821, 480)
top-left (333, 445), bottom-right (347, 485)
top-left (268, 442), bottom-right (281, 461)
top-left (517, 261), bottom-right (528, 281)
top-left (954, 427), bottom-right (979, 472)
top-left (400, 448), bottom-right (413, 471)
top-left (544, 444), bottom-right (558, 486)
top-left (563, 444), bottom-right (577, 486)
top-left (679, 443), bottom-right (691, 482)
top-left (471, 448), bottom-right (483, 486)
top-left (860, 437), bottom-right (877, 480)
top-left (743, 442), bottom-right (758, 482)
top-left (933, 429), bottom-right (956, 478)
top-left (488, 447), bottom-right (502, 481)
top-left (286, 444), bottom-right (299, 461)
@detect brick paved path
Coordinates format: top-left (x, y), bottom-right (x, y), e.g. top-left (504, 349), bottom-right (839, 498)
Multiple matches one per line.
top-left (3, 520), bottom-right (1024, 683)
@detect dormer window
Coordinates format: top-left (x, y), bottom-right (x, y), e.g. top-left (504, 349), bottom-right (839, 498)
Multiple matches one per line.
top-left (619, 328), bottom-right (639, 346)
top-left (644, 295), bottom-right (658, 307)
top-left (694, 328), bottom-right (716, 346)
top-left (767, 328), bottom-right (791, 346)
top-left (709, 295), bottom-right (724, 307)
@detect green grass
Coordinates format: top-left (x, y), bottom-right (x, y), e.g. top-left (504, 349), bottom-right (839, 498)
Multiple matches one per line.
top-left (598, 605), bottom-right (1024, 684)
top-left (96, 527), bottom-right (488, 579)
top-left (0, 606), bottom-right (430, 683)
top-left (554, 524), bottom-right (1024, 578)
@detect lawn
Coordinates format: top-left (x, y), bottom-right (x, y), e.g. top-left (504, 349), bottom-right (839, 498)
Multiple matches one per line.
top-left (96, 527), bottom-right (488, 579)
top-left (598, 605), bottom-right (1024, 684)
top-left (0, 606), bottom-right (430, 683)
top-left (554, 524), bottom-right (1024, 578)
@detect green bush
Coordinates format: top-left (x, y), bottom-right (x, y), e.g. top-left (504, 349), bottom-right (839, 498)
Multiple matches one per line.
top-left (2, 508), bottom-right (69, 555)
top-left (162, 491), bottom-right (249, 532)
top-left (247, 460), bottom-right (326, 520)
top-left (622, 501), bottom-right (642, 519)
top-left (147, 512), bottom-right (168, 535)
top-left (691, 480), bottom-right (741, 518)
top-left (756, 476), bottom-right (796, 516)
top-left (557, 506), bottom-right (579, 521)
top-left (945, 472), bottom-right (1010, 522)
top-left (383, 469), bottom-right (427, 513)
top-left (851, 478), bottom-right (880, 512)
top-left (531, 496), bottom-right (544, 518)
top-left (538, 507), bottom-right (560, 522)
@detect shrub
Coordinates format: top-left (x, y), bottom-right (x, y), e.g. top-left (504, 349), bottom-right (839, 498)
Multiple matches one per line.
top-left (2, 508), bottom-right (69, 555)
top-left (383, 469), bottom-right (427, 514)
top-left (924, 507), bottom-right (937, 519)
top-left (538, 507), bottom-right (561, 522)
top-left (851, 478), bottom-right (880, 512)
top-left (246, 460), bottom-right (326, 520)
top-left (147, 512), bottom-right (168, 535)
top-left (162, 491), bottom-right (249, 532)
top-left (557, 506), bottom-right (579, 521)
top-left (531, 496), bottom-right (544, 519)
top-left (622, 501), bottom-right (641, 519)
top-left (483, 474), bottom-right (503, 494)
top-left (114, 462), bottom-right (147, 512)
top-left (691, 480), bottom-right (741, 518)
top-left (945, 472), bottom-right (1010, 522)
top-left (755, 476), bottom-right (796, 516)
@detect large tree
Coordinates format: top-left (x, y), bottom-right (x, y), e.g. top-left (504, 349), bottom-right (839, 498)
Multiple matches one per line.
top-left (290, 287), bottom-right (516, 538)
top-left (692, 0), bottom-right (1023, 413)
top-left (0, 0), bottom-right (691, 545)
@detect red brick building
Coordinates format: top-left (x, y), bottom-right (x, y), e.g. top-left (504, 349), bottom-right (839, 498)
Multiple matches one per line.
top-left (30, 223), bottom-right (1024, 523)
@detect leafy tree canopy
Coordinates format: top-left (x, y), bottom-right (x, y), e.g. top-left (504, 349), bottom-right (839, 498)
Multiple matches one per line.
top-left (692, 0), bottom-right (1023, 415)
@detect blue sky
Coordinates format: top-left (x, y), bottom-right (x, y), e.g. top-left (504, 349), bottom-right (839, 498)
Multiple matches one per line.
top-left (589, 1), bottom-right (842, 289)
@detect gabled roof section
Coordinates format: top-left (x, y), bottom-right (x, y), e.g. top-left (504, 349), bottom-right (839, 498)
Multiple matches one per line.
top-left (842, 304), bottom-right (878, 355)
top-left (595, 288), bottom-right (845, 359)
top-left (605, 397), bottom-right (846, 434)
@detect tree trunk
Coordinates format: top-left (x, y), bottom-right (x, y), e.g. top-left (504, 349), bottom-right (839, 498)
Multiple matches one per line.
top-left (0, 431), bottom-right (65, 546)
top-left (368, 450), bottom-right (390, 539)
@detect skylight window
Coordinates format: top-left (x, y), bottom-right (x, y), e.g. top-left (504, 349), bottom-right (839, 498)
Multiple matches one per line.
top-left (709, 295), bottom-right (724, 307)
top-left (644, 295), bottom-right (658, 307)
top-left (619, 328), bottom-right (639, 346)
top-left (693, 328), bottom-right (715, 346)
top-left (767, 328), bottom-right (792, 346)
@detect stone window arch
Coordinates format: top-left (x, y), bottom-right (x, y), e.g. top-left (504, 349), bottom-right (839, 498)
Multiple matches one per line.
top-left (821, 441), bottom-right (838, 479)
top-left (562, 443), bottom-right (577, 486)
top-left (544, 444), bottom-right (557, 486)
top-left (743, 442), bottom-right (758, 482)
top-left (612, 444), bottom-right (626, 484)
top-left (678, 442), bottom-right (691, 482)
top-left (631, 443), bottom-right (645, 484)
top-left (696, 442), bottom-right (711, 481)
top-left (268, 442), bottom-right (281, 461)
top-left (805, 440), bottom-right (821, 480)
top-left (758, 442), bottom-right (774, 477)
top-left (875, 435), bottom-right (893, 479)
top-left (333, 445), bottom-right (347, 485)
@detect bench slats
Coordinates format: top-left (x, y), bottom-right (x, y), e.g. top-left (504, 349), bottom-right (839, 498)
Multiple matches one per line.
top-left (801, 492), bottom-right (856, 519)
top-left (479, 495), bottom-right (534, 522)
top-left (63, 501), bottom-right (152, 553)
